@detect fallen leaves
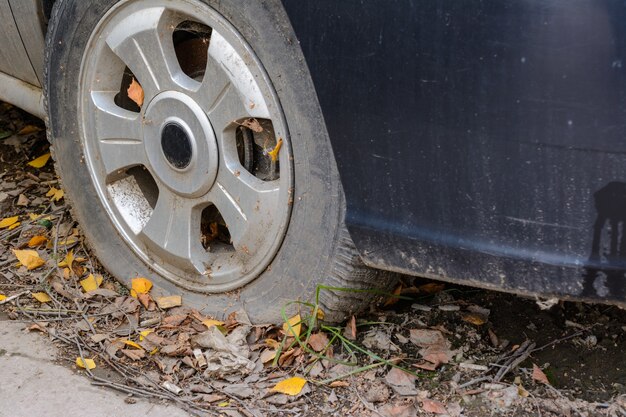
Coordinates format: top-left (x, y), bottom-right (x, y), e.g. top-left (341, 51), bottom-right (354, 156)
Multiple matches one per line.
top-left (0, 216), bottom-right (19, 229)
top-left (0, 294), bottom-right (6, 302)
top-left (27, 153), bottom-right (51, 169)
top-left (32, 292), bottom-right (51, 303)
top-left (532, 364), bottom-right (550, 385)
top-left (267, 138), bottom-right (283, 162)
top-left (80, 274), bottom-right (103, 292)
top-left (156, 295), bottom-right (182, 309)
top-left (420, 398), bottom-right (448, 414)
top-left (271, 376), bottom-right (307, 396)
top-left (76, 357), bottom-right (96, 370)
top-left (12, 249), bottom-right (45, 270)
top-left (385, 367), bottom-right (417, 396)
top-left (27, 235), bottom-right (47, 248)
top-left (46, 187), bottom-right (64, 202)
top-left (127, 78), bottom-right (144, 107)
top-left (283, 314), bottom-right (301, 338)
top-left (409, 329), bottom-right (453, 370)
top-left (308, 332), bottom-right (330, 352)
top-left (131, 277), bottom-right (152, 297)
top-left (18, 125), bottom-right (41, 135)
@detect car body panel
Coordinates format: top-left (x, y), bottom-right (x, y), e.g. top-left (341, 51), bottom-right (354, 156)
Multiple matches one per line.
top-left (0, 0), bottom-right (40, 86)
top-left (282, 0), bottom-right (626, 305)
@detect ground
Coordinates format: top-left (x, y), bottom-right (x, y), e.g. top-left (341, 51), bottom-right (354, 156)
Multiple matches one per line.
top-left (0, 102), bottom-right (625, 417)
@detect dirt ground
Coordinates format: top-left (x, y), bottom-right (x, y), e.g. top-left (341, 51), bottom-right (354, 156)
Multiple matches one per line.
top-left (0, 102), bottom-right (625, 417)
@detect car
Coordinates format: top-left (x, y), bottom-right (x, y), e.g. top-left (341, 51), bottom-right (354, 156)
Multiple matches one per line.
top-left (0, 0), bottom-right (624, 323)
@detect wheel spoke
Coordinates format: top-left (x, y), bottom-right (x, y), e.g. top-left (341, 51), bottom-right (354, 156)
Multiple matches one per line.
top-left (207, 31), bottom-right (270, 119)
top-left (207, 82), bottom-right (251, 134)
top-left (210, 165), bottom-right (281, 254)
top-left (106, 7), bottom-right (192, 99)
top-left (90, 92), bottom-right (146, 177)
top-left (138, 187), bottom-right (206, 273)
top-left (91, 92), bottom-right (143, 141)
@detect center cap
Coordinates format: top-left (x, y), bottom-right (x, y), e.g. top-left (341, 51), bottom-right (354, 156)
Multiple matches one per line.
top-left (143, 91), bottom-right (219, 198)
top-left (161, 123), bottom-right (193, 170)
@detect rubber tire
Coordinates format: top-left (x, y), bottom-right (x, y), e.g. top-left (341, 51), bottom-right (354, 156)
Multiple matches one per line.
top-left (44, 0), bottom-right (396, 324)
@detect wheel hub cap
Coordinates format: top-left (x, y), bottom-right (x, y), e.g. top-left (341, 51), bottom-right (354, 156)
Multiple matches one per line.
top-left (143, 91), bottom-right (218, 197)
top-left (161, 123), bottom-right (192, 170)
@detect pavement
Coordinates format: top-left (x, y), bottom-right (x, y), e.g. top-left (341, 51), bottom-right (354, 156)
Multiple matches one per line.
top-left (0, 317), bottom-right (190, 417)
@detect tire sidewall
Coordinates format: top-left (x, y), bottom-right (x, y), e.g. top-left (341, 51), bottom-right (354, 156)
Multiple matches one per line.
top-left (46, 0), bottom-right (343, 323)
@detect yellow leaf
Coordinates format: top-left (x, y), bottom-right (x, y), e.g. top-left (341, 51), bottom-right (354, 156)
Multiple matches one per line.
top-left (27, 153), bottom-right (51, 169)
top-left (149, 347), bottom-right (159, 355)
top-left (58, 250), bottom-right (74, 269)
top-left (127, 78), bottom-right (145, 107)
top-left (46, 187), bottom-right (64, 202)
top-left (267, 138), bottom-right (283, 162)
top-left (122, 340), bottom-right (143, 350)
top-left (32, 292), bottom-right (51, 303)
top-left (202, 319), bottom-right (224, 328)
top-left (8, 222), bottom-right (21, 230)
top-left (28, 213), bottom-right (41, 221)
top-left (156, 295), bottom-right (182, 309)
top-left (462, 313), bottom-right (487, 326)
top-left (316, 308), bottom-right (325, 321)
top-left (27, 236), bottom-right (48, 248)
top-left (76, 357), bottom-right (96, 370)
top-left (265, 339), bottom-right (281, 349)
top-left (283, 314), bottom-right (302, 338)
top-left (12, 249), bottom-right (45, 270)
top-left (58, 237), bottom-right (78, 247)
top-left (131, 277), bottom-right (152, 295)
top-left (271, 376), bottom-right (307, 396)
top-left (80, 274), bottom-right (103, 292)
top-left (0, 294), bottom-right (6, 302)
top-left (0, 216), bottom-right (19, 229)
top-left (18, 125), bottom-right (41, 135)
top-left (139, 329), bottom-right (154, 341)
top-left (218, 402), bottom-right (230, 407)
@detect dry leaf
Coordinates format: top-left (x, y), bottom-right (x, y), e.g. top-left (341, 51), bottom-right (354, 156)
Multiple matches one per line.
top-left (17, 194), bottom-right (28, 206)
top-left (328, 381), bottom-right (350, 388)
top-left (131, 277), bottom-right (152, 297)
top-left (76, 357), bottom-right (96, 370)
top-left (80, 274), bottom-right (103, 292)
top-left (418, 282), bottom-right (445, 294)
top-left (122, 349), bottom-right (146, 361)
top-left (271, 376), bottom-right (307, 396)
top-left (28, 153), bottom-right (51, 168)
top-left (46, 187), bottom-right (64, 202)
top-left (156, 295), bottom-right (182, 309)
top-left (127, 78), bottom-right (144, 107)
top-left (532, 364), bottom-right (550, 385)
top-left (308, 332), bottom-right (330, 352)
top-left (32, 292), bottom-right (51, 303)
top-left (283, 314), bottom-right (302, 338)
top-left (18, 125), bottom-right (41, 135)
top-left (260, 349), bottom-right (277, 364)
top-left (344, 315), bottom-right (357, 340)
top-left (385, 367), bottom-right (417, 396)
top-left (267, 138), bottom-right (283, 162)
top-left (0, 216), bottom-right (19, 229)
top-left (202, 318), bottom-right (224, 328)
top-left (139, 329), bottom-right (154, 341)
top-left (122, 340), bottom-right (143, 350)
top-left (27, 235), bottom-right (48, 248)
top-left (13, 249), bottom-right (45, 270)
top-left (58, 250), bottom-right (75, 269)
top-left (384, 283), bottom-right (403, 306)
top-left (421, 399), bottom-right (448, 414)
top-left (462, 312), bottom-right (487, 326)
top-left (241, 118), bottom-right (264, 133)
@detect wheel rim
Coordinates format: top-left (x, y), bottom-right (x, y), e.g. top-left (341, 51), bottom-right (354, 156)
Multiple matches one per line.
top-left (78, 0), bottom-right (293, 292)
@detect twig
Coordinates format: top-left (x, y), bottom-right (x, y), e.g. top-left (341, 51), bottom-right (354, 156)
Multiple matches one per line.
top-left (0, 290), bottom-right (29, 305)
